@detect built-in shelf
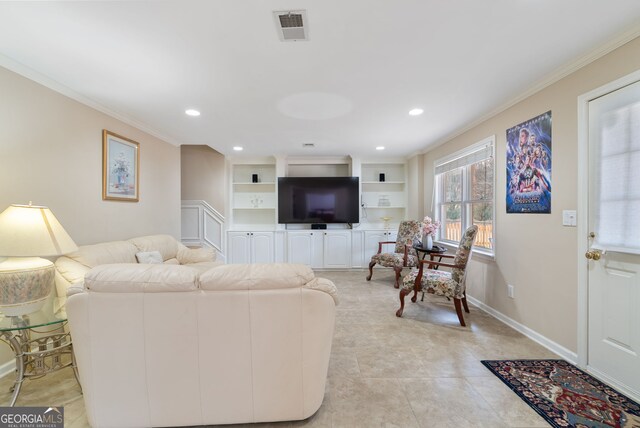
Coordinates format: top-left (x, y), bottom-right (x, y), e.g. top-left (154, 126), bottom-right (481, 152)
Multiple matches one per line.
top-left (360, 162), bottom-right (407, 227)
top-left (231, 162), bottom-right (277, 227)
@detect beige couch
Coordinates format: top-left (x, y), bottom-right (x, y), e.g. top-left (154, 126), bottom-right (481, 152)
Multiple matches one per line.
top-left (66, 262), bottom-right (337, 427)
top-left (54, 234), bottom-right (222, 311)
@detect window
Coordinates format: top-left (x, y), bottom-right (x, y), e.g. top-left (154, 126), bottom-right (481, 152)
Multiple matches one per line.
top-left (434, 137), bottom-right (495, 255)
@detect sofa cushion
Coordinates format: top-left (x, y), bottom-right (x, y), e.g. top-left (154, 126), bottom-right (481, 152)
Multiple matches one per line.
top-left (135, 251), bottom-right (163, 264)
top-left (84, 264), bottom-right (199, 293)
top-left (177, 246), bottom-right (216, 264)
top-left (199, 263), bottom-right (314, 291)
top-left (129, 235), bottom-right (179, 262)
top-left (64, 241), bottom-right (138, 268)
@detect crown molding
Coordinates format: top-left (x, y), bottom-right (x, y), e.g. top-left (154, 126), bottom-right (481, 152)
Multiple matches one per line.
top-left (0, 53), bottom-right (182, 146)
top-left (420, 23), bottom-right (640, 155)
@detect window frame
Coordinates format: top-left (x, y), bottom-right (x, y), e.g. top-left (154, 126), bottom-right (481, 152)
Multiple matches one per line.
top-left (433, 136), bottom-right (495, 257)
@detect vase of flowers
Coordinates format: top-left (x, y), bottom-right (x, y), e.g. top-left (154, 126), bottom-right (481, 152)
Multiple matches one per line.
top-left (421, 216), bottom-right (440, 250)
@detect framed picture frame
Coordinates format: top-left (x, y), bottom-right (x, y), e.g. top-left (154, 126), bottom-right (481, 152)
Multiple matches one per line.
top-left (102, 130), bottom-right (140, 202)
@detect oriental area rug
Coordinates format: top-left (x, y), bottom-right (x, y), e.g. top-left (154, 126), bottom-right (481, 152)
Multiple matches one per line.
top-left (481, 359), bottom-right (640, 428)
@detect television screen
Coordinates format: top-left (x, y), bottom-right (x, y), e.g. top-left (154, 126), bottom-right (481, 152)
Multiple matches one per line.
top-left (278, 177), bottom-right (360, 224)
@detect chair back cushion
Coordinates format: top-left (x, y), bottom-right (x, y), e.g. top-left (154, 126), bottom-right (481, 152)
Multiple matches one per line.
top-left (452, 225), bottom-right (478, 294)
top-left (394, 220), bottom-right (422, 255)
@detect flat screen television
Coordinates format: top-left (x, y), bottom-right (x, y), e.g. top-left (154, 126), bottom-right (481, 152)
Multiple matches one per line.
top-left (278, 177), bottom-right (360, 224)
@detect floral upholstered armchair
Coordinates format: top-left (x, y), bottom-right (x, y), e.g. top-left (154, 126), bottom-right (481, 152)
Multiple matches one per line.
top-left (366, 220), bottom-right (422, 288)
top-left (396, 225), bottom-right (478, 326)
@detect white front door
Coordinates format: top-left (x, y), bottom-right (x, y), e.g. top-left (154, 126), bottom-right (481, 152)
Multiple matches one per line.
top-left (587, 79), bottom-right (640, 396)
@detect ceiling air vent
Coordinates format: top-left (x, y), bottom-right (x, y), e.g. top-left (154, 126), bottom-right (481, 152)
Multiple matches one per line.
top-left (302, 143), bottom-right (315, 148)
top-left (273, 10), bottom-right (309, 42)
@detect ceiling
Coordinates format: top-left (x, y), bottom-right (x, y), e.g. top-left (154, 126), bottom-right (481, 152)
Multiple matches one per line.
top-left (1, 1), bottom-right (640, 158)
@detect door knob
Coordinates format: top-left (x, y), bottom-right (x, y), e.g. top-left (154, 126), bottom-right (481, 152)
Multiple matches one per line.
top-left (585, 250), bottom-right (602, 261)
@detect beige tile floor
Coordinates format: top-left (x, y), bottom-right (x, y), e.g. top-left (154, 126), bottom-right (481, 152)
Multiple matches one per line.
top-left (0, 269), bottom-right (557, 427)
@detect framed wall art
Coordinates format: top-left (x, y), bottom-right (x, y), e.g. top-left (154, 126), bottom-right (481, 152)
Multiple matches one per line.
top-left (102, 130), bottom-right (140, 202)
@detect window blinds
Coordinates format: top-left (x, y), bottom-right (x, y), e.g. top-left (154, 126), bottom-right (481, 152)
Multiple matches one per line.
top-left (435, 143), bottom-right (493, 175)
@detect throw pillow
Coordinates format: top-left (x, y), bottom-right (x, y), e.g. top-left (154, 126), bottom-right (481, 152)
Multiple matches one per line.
top-left (135, 250), bottom-right (163, 264)
top-left (177, 246), bottom-right (216, 264)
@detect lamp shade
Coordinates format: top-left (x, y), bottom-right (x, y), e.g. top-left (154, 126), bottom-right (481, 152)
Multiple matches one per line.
top-left (0, 204), bottom-right (78, 257)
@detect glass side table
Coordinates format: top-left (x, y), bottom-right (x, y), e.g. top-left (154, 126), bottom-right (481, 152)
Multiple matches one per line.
top-left (0, 306), bottom-right (80, 406)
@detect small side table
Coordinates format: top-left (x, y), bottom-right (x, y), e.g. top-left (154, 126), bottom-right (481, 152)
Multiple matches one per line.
top-left (412, 244), bottom-right (447, 301)
top-left (412, 244), bottom-right (447, 261)
top-left (0, 307), bottom-right (80, 406)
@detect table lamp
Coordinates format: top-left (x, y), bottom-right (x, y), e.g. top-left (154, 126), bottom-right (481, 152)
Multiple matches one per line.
top-left (0, 203), bottom-right (78, 316)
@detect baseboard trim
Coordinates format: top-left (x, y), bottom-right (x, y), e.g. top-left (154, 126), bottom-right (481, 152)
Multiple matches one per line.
top-left (586, 366), bottom-right (640, 403)
top-left (0, 359), bottom-right (16, 379)
top-left (467, 295), bottom-right (578, 363)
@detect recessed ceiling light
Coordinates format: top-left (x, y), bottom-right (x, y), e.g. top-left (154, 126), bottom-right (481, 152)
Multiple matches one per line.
top-left (408, 108), bottom-right (424, 116)
top-left (185, 109), bottom-right (201, 116)
top-left (233, 146), bottom-right (243, 151)
top-left (376, 146), bottom-right (385, 151)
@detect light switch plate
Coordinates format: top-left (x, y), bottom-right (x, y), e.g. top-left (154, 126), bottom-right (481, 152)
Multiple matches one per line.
top-left (562, 210), bottom-right (577, 227)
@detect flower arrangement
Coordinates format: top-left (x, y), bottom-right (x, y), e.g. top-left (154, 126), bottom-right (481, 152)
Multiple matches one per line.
top-left (421, 216), bottom-right (440, 237)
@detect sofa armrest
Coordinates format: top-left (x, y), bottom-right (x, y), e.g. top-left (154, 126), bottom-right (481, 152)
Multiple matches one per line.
top-left (54, 256), bottom-right (91, 312)
top-left (304, 277), bottom-right (339, 305)
top-left (66, 282), bottom-right (86, 297)
top-left (176, 245), bottom-right (217, 264)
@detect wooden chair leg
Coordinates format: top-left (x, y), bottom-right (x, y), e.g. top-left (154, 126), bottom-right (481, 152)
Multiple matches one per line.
top-left (462, 291), bottom-right (470, 313)
top-left (454, 298), bottom-right (466, 327)
top-left (396, 288), bottom-right (410, 317)
top-left (366, 261), bottom-right (376, 281)
top-left (393, 267), bottom-right (402, 289)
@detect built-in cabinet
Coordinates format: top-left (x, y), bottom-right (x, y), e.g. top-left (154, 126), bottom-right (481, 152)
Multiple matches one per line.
top-left (228, 229), bottom-right (399, 269)
top-left (227, 231), bottom-right (274, 264)
top-left (286, 231), bottom-right (352, 268)
top-left (226, 156), bottom-right (409, 268)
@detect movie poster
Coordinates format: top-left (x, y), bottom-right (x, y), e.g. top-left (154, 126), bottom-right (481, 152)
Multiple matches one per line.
top-left (506, 111), bottom-right (552, 213)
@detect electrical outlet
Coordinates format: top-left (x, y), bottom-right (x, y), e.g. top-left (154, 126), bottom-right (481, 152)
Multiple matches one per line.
top-left (507, 284), bottom-right (515, 299)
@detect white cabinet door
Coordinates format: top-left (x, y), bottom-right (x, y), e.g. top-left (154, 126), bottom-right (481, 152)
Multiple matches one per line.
top-left (228, 232), bottom-right (251, 264)
top-left (365, 231), bottom-right (391, 262)
top-left (287, 232), bottom-right (315, 266)
top-left (323, 231), bottom-right (352, 268)
top-left (311, 232), bottom-right (324, 268)
top-left (251, 232), bottom-right (274, 264)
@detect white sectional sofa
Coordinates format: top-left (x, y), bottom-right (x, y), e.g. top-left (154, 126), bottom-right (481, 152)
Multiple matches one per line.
top-left (66, 262), bottom-right (337, 427)
top-left (54, 234), bottom-right (222, 311)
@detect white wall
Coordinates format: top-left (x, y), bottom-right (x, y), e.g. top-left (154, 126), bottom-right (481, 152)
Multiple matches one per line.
top-left (421, 36), bottom-right (640, 353)
top-left (0, 66), bottom-right (181, 245)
